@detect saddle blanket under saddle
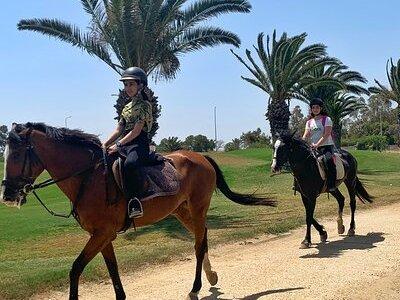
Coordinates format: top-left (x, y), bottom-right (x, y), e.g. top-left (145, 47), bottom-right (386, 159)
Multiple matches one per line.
top-left (112, 157), bottom-right (180, 202)
top-left (316, 153), bottom-right (345, 181)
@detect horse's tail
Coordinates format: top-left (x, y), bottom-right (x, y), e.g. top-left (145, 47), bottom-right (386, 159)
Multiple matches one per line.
top-left (204, 155), bottom-right (276, 206)
top-left (355, 176), bottom-right (374, 203)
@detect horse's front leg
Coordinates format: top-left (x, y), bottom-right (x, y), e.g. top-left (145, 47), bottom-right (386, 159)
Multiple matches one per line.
top-left (69, 231), bottom-right (115, 300)
top-left (300, 195), bottom-right (316, 248)
top-left (102, 242), bottom-right (126, 300)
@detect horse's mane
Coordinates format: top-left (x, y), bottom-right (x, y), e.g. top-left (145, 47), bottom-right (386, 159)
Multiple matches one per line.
top-left (280, 132), bottom-right (312, 152)
top-left (21, 122), bottom-right (102, 151)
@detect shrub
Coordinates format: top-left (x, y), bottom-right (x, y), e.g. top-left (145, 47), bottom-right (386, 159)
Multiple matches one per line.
top-left (355, 135), bottom-right (388, 151)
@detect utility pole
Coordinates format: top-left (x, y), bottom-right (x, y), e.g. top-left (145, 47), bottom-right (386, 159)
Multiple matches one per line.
top-left (214, 106), bottom-right (217, 150)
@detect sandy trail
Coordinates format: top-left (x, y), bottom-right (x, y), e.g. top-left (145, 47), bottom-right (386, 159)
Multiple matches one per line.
top-left (33, 203), bottom-right (400, 300)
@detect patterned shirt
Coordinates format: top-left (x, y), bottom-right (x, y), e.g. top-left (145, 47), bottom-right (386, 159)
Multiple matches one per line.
top-left (119, 94), bottom-right (153, 135)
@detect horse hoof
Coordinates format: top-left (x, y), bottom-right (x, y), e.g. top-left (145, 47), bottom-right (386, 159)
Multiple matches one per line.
top-left (187, 292), bottom-right (199, 300)
top-left (320, 231), bottom-right (328, 243)
top-left (347, 228), bottom-right (355, 236)
top-left (299, 240), bottom-right (311, 249)
top-left (206, 271), bottom-right (218, 286)
top-left (338, 224), bottom-right (345, 235)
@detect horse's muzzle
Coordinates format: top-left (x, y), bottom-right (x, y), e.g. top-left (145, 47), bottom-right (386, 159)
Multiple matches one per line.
top-left (0, 181), bottom-right (27, 207)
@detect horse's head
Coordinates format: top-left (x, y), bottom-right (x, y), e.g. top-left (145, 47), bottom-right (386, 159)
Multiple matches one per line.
top-left (271, 132), bottom-right (296, 173)
top-left (1, 124), bottom-right (44, 207)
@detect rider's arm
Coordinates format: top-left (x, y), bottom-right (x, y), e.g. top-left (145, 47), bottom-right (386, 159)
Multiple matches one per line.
top-left (302, 120), bottom-right (311, 140)
top-left (302, 128), bottom-right (310, 140)
top-left (103, 122), bottom-right (124, 148)
top-left (118, 121), bottom-right (145, 145)
top-left (314, 125), bottom-right (332, 147)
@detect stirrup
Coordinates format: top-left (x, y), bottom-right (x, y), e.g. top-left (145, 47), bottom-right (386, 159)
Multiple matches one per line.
top-left (128, 197), bottom-right (143, 218)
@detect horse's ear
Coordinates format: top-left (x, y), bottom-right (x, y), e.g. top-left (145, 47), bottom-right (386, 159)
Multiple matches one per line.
top-left (8, 130), bottom-right (22, 144)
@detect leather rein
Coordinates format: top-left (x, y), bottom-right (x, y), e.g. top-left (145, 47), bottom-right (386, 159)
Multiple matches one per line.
top-left (1, 128), bottom-right (103, 219)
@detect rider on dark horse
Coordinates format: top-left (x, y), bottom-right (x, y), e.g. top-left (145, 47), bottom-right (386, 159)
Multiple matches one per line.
top-left (102, 67), bottom-right (152, 218)
top-left (302, 98), bottom-right (337, 191)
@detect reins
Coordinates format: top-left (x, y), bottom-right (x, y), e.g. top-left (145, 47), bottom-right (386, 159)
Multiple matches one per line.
top-left (7, 128), bottom-right (104, 219)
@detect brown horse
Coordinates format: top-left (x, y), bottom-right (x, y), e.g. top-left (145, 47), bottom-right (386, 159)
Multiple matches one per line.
top-left (1, 123), bottom-right (276, 300)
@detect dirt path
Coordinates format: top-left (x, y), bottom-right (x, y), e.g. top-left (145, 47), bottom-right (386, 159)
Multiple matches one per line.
top-left (34, 203), bottom-right (400, 300)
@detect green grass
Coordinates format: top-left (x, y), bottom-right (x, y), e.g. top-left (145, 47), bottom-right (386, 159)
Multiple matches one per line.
top-left (0, 149), bottom-right (400, 299)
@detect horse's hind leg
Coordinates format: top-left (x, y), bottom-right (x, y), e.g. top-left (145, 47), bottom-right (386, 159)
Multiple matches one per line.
top-left (173, 200), bottom-right (215, 300)
top-left (330, 189), bottom-right (346, 234)
top-left (101, 242), bottom-right (126, 300)
top-left (345, 180), bottom-right (357, 236)
top-left (174, 202), bottom-right (218, 287)
top-left (69, 232), bottom-right (115, 300)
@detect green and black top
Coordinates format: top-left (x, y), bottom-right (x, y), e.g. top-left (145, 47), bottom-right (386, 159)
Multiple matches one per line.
top-left (119, 93), bottom-right (153, 144)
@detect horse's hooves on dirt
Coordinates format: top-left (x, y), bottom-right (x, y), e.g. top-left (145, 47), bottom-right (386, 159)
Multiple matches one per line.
top-left (206, 271), bottom-right (218, 286)
top-left (347, 228), bottom-right (355, 236)
top-left (320, 231), bottom-right (328, 243)
top-left (338, 224), bottom-right (345, 235)
top-left (187, 292), bottom-right (199, 300)
top-left (299, 240), bottom-right (311, 249)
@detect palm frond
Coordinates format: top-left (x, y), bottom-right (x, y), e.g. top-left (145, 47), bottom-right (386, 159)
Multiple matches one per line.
top-left (182, 0), bottom-right (251, 28)
top-left (174, 26), bottom-right (240, 53)
top-left (17, 18), bottom-right (116, 71)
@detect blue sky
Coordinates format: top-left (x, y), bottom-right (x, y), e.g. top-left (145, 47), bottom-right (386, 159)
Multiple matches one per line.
top-left (1, 1), bottom-right (400, 143)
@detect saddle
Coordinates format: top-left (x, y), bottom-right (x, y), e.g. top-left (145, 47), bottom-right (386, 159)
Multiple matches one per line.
top-left (111, 151), bottom-right (180, 202)
top-left (316, 152), bottom-right (345, 181)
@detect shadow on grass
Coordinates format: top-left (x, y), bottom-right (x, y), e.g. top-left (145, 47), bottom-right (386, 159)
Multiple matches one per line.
top-left (200, 287), bottom-right (304, 300)
top-left (300, 232), bottom-right (385, 259)
top-left (123, 213), bottom-right (258, 241)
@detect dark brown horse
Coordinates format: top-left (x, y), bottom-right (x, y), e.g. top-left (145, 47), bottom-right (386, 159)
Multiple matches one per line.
top-left (1, 123), bottom-right (276, 300)
top-left (271, 133), bottom-right (373, 249)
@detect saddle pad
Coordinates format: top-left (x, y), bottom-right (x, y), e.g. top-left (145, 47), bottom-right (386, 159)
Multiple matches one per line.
top-left (140, 161), bottom-right (180, 201)
top-left (317, 153), bottom-right (345, 181)
top-left (112, 159), bottom-right (180, 202)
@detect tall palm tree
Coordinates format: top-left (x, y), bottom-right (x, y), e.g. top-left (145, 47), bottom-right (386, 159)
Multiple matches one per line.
top-left (297, 64), bottom-right (369, 146)
top-left (369, 58), bottom-right (400, 146)
top-left (325, 94), bottom-right (366, 146)
top-left (231, 30), bottom-right (338, 140)
top-left (18, 0), bottom-right (251, 138)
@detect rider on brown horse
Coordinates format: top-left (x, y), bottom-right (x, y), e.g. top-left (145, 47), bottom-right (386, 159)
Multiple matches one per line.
top-left (102, 67), bottom-right (152, 218)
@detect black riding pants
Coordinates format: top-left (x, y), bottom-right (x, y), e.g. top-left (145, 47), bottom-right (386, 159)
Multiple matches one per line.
top-left (122, 143), bottom-right (149, 199)
top-left (317, 145), bottom-right (336, 189)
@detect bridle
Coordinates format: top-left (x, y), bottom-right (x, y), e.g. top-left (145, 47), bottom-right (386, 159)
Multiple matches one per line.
top-left (1, 128), bottom-right (101, 218)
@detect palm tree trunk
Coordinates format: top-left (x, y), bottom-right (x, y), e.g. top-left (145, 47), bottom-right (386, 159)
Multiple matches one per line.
top-left (332, 122), bottom-right (342, 148)
top-left (266, 100), bottom-right (291, 143)
top-left (397, 108), bottom-right (400, 147)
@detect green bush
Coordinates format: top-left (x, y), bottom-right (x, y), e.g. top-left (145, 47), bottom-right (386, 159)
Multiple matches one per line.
top-left (355, 135), bottom-right (388, 151)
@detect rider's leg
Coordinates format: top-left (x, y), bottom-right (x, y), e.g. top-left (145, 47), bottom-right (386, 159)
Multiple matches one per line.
top-left (124, 146), bottom-right (149, 218)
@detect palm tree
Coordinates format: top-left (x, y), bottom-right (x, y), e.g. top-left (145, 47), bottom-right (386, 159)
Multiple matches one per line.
top-left (369, 58), bottom-right (400, 146)
top-left (158, 136), bottom-right (183, 152)
top-left (297, 64), bottom-right (369, 146)
top-left (231, 30), bottom-right (338, 140)
top-left (18, 0), bottom-right (252, 138)
top-left (325, 94), bottom-right (366, 146)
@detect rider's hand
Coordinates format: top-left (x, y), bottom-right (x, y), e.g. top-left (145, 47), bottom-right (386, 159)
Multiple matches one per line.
top-left (311, 143), bottom-right (318, 148)
top-left (107, 144), bottom-right (118, 154)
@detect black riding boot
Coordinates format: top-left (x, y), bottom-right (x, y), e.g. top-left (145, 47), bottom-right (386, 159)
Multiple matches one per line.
top-left (324, 153), bottom-right (337, 191)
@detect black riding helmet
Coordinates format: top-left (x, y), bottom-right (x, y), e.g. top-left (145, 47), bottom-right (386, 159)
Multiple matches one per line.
top-left (309, 98), bottom-right (324, 107)
top-left (120, 67), bottom-right (148, 86)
